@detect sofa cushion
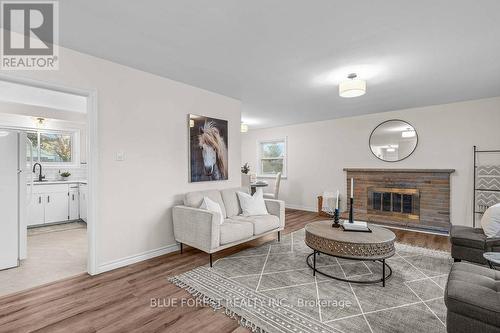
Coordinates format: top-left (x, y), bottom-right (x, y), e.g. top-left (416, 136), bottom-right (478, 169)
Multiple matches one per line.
top-left (445, 263), bottom-right (500, 327)
top-left (237, 190), bottom-right (269, 216)
top-left (199, 197), bottom-right (224, 225)
top-left (450, 226), bottom-right (486, 250)
top-left (221, 187), bottom-right (248, 217)
top-left (219, 219), bottom-right (254, 245)
top-left (184, 190), bottom-right (227, 218)
top-left (232, 214), bottom-right (280, 235)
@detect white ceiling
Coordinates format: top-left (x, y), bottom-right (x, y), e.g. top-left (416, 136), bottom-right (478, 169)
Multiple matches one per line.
top-left (59, 1), bottom-right (500, 128)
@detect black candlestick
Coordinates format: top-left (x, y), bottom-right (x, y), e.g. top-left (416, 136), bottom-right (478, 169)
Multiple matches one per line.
top-left (349, 197), bottom-right (354, 223)
top-left (332, 209), bottom-right (340, 228)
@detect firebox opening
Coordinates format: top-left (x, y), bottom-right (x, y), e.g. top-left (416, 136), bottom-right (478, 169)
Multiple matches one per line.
top-left (368, 187), bottom-right (420, 220)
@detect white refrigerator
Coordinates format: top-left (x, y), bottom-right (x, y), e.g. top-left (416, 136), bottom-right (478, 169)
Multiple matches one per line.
top-left (0, 130), bottom-right (28, 270)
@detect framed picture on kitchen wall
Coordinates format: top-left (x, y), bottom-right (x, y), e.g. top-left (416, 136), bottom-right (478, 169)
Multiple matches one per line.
top-left (189, 114), bottom-right (228, 182)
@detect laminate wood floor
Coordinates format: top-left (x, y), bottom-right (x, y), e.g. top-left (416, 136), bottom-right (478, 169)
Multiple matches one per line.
top-left (0, 209), bottom-right (450, 333)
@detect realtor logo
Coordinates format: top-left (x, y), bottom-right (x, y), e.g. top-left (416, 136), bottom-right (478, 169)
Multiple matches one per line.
top-left (1, 1), bottom-right (59, 70)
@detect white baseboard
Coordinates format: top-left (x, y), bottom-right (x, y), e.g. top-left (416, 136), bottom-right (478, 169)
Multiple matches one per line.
top-left (96, 243), bottom-right (180, 274)
top-left (285, 203), bottom-right (316, 212)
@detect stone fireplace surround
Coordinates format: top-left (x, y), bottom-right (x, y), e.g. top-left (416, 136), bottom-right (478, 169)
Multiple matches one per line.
top-left (341, 168), bottom-right (455, 232)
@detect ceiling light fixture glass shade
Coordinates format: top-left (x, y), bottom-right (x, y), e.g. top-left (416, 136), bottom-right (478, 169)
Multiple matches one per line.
top-left (240, 123), bottom-right (248, 133)
top-left (339, 73), bottom-right (366, 98)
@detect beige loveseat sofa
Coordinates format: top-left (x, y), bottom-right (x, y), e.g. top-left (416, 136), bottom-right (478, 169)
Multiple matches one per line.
top-left (172, 187), bottom-right (285, 266)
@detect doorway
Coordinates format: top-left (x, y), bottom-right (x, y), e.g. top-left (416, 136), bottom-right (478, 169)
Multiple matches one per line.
top-left (0, 76), bottom-right (97, 296)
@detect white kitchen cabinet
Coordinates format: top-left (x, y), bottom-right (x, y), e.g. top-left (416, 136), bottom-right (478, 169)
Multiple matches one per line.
top-left (28, 194), bottom-right (45, 226)
top-left (27, 182), bottom-right (88, 226)
top-left (45, 191), bottom-right (70, 224)
top-left (28, 183), bottom-right (69, 226)
top-left (79, 184), bottom-right (88, 222)
top-left (69, 186), bottom-right (80, 220)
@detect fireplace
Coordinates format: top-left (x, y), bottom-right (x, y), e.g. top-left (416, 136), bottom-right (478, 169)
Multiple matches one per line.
top-left (342, 168), bottom-right (455, 232)
top-left (367, 187), bottom-right (420, 221)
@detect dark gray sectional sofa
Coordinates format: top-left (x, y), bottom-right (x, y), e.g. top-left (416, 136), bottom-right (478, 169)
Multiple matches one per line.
top-left (450, 225), bottom-right (500, 264)
top-left (445, 262), bottom-right (500, 333)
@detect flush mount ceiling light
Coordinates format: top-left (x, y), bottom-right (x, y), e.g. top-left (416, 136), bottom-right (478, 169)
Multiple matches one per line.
top-left (0, 130), bottom-right (9, 137)
top-left (386, 144), bottom-right (398, 152)
top-left (402, 128), bottom-right (416, 138)
top-left (339, 73), bottom-right (366, 98)
top-left (240, 123), bottom-right (249, 133)
top-left (35, 117), bottom-right (45, 128)
top-left (314, 63), bottom-right (384, 87)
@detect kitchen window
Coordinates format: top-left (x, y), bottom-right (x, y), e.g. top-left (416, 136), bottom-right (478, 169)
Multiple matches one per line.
top-left (27, 130), bottom-right (78, 165)
top-left (258, 138), bottom-right (287, 177)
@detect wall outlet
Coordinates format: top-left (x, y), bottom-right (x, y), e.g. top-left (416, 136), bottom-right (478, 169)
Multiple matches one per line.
top-left (115, 151), bottom-right (125, 161)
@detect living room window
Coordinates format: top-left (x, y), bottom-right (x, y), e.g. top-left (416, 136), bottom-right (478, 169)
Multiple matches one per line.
top-left (26, 130), bottom-right (78, 165)
top-left (258, 138), bottom-right (287, 177)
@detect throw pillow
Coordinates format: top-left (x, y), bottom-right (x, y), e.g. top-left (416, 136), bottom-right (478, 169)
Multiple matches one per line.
top-left (481, 203), bottom-right (500, 238)
top-left (200, 197), bottom-right (224, 225)
top-left (237, 189), bottom-right (269, 216)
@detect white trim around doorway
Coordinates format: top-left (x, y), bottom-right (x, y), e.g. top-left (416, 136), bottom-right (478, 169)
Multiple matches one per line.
top-left (0, 73), bottom-right (99, 275)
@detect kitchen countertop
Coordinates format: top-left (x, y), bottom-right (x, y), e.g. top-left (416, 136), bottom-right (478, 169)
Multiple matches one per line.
top-left (28, 180), bottom-right (88, 185)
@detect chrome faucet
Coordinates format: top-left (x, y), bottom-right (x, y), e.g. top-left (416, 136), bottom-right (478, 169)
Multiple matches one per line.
top-left (33, 163), bottom-right (45, 182)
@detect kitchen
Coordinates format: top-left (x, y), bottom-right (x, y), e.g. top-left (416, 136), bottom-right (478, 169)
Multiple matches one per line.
top-left (0, 80), bottom-right (89, 296)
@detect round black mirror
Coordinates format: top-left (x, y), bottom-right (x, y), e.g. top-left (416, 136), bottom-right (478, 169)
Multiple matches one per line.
top-left (369, 120), bottom-right (418, 162)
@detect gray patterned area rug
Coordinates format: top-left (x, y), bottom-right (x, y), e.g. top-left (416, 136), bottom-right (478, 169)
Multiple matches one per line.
top-left (169, 228), bottom-right (452, 333)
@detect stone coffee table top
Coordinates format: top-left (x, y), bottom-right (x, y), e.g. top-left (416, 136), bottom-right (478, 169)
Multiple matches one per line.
top-left (305, 220), bottom-right (396, 260)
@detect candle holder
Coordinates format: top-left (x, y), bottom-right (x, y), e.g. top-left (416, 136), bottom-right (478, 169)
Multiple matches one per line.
top-left (332, 209), bottom-right (340, 228)
top-left (348, 197), bottom-right (354, 223)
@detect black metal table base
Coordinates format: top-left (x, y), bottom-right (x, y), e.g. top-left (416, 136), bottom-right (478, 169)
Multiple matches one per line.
top-left (487, 260), bottom-right (499, 270)
top-left (306, 251), bottom-right (392, 287)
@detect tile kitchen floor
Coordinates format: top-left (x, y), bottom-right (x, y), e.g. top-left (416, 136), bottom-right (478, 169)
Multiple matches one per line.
top-left (0, 222), bottom-right (87, 297)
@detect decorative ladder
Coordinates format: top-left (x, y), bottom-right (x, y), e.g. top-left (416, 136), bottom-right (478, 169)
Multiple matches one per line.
top-left (473, 146), bottom-right (500, 227)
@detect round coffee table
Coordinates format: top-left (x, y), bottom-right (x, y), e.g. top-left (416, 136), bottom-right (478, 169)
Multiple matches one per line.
top-left (305, 220), bottom-right (396, 287)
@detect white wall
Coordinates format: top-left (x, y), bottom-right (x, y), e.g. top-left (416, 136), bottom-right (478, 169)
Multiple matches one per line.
top-left (242, 97), bottom-right (500, 227)
top-left (1, 45), bottom-right (241, 271)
